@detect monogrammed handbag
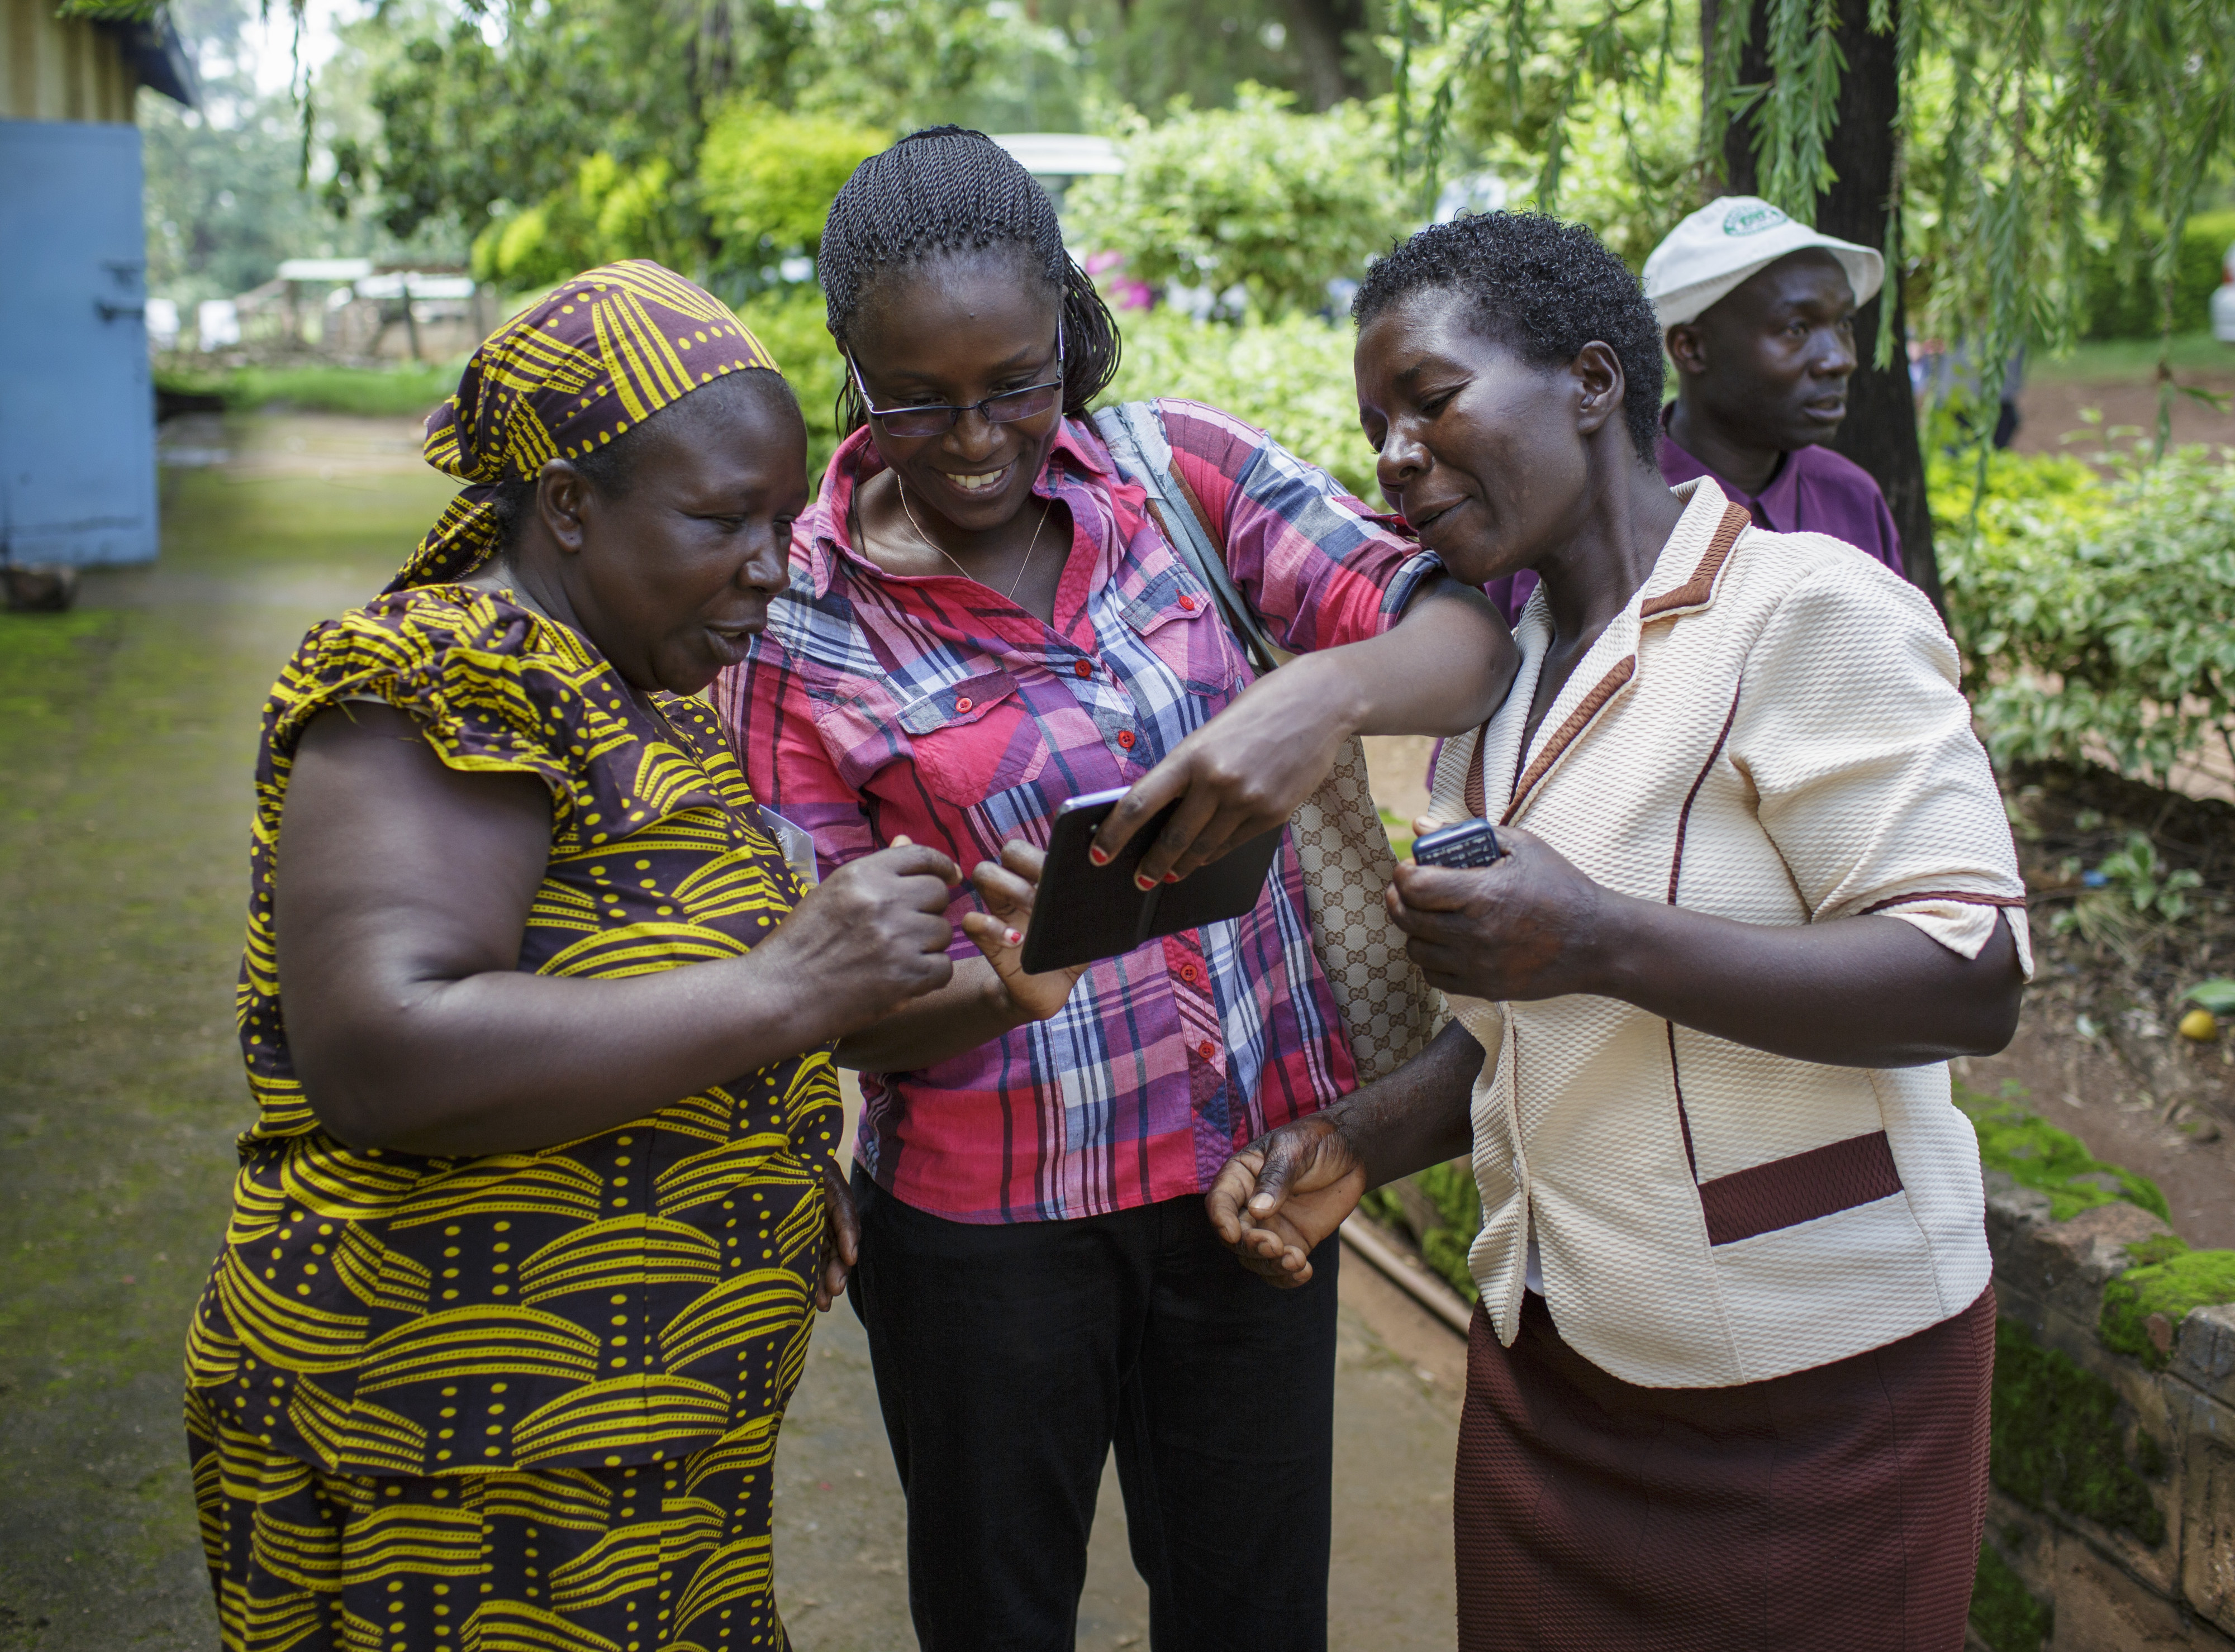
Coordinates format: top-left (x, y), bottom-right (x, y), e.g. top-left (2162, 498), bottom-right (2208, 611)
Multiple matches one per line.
top-left (1093, 401), bottom-right (1447, 1083)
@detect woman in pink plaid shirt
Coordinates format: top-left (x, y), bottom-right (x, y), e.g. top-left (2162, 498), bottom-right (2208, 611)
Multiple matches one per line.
top-left (712, 128), bottom-right (1514, 1650)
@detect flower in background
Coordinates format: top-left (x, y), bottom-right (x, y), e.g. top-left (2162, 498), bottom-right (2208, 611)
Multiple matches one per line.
top-left (1085, 249), bottom-right (1155, 311)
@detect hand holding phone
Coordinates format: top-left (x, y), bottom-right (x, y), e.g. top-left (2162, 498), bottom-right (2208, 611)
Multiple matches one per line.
top-left (1018, 787), bottom-right (1285, 975)
top-left (1411, 817), bottom-right (1504, 869)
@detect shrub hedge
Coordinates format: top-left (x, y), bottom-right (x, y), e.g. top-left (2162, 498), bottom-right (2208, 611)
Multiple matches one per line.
top-left (1934, 438), bottom-right (2235, 787)
top-left (2081, 210), bottom-right (2235, 341)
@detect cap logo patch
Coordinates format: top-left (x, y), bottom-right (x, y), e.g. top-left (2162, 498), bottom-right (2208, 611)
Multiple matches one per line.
top-left (1722, 201), bottom-right (1790, 236)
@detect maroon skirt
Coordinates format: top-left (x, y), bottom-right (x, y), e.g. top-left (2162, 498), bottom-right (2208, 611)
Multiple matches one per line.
top-left (1454, 1283), bottom-right (1994, 1651)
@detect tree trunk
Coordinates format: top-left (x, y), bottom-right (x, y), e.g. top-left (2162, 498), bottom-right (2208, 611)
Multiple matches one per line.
top-left (1280, 0), bottom-right (1369, 110)
top-left (1707, 0), bottom-right (1943, 610)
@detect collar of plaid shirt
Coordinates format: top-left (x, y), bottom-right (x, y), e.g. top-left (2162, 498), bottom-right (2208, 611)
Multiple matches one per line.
top-left (803, 415), bottom-right (1135, 601)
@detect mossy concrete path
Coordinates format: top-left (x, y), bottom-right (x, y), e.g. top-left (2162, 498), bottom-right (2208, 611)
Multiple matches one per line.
top-left (0, 415), bottom-right (1466, 1650)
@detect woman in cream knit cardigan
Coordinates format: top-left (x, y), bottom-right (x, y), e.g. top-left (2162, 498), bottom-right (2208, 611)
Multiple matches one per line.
top-left (1211, 213), bottom-right (2025, 1650)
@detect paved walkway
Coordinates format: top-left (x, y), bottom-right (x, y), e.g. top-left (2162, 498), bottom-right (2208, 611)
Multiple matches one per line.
top-left (0, 415), bottom-right (1464, 1650)
top-left (769, 1245), bottom-right (1464, 1651)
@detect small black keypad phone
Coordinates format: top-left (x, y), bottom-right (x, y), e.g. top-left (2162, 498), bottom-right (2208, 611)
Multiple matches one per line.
top-left (1411, 818), bottom-right (1504, 869)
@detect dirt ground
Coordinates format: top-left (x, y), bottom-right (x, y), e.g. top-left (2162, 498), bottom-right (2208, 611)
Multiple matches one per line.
top-left (0, 413), bottom-right (1468, 1651)
top-left (1964, 762), bottom-right (2235, 1249)
top-left (2008, 368), bottom-right (2235, 458)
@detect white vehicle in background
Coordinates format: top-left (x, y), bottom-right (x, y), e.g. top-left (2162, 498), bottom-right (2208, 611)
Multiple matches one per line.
top-left (2212, 239), bottom-right (2235, 344)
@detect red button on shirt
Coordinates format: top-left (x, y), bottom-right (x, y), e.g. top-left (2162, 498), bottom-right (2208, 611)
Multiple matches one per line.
top-left (1116, 730), bottom-right (1135, 749)
top-left (1196, 1040), bottom-right (1216, 1060)
top-left (1180, 963), bottom-right (1199, 983)
top-left (954, 696), bottom-right (973, 713)
top-left (1073, 660), bottom-right (1093, 679)
top-left (1179, 594), bottom-right (1197, 611)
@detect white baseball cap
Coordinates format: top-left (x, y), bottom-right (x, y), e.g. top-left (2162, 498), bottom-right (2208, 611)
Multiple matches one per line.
top-left (1642, 196), bottom-right (1884, 330)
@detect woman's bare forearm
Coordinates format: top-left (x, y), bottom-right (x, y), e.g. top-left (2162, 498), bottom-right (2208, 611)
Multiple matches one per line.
top-left (1590, 901), bottom-right (2023, 1067)
top-left (1314, 578), bottom-right (1514, 738)
top-left (832, 957), bottom-right (1025, 1072)
top-left (1329, 1020), bottom-right (1483, 1190)
top-left (303, 951), bottom-right (839, 1157)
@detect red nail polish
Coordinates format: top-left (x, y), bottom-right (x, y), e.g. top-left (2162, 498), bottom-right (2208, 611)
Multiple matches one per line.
top-left (1088, 847), bottom-right (1110, 865)
top-left (1004, 927), bottom-right (1024, 945)
top-left (1164, 872), bottom-right (1178, 883)
top-left (1135, 874), bottom-right (1155, 891)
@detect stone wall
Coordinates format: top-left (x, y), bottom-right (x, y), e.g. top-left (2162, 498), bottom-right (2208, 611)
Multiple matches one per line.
top-left (1977, 1173), bottom-right (2235, 1650)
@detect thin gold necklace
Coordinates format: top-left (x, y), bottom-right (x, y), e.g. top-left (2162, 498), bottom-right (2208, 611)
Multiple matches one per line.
top-left (894, 478), bottom-right (1049, 604)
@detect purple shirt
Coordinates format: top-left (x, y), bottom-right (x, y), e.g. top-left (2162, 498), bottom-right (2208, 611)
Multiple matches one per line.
top-left (1480, 417), bottom-right (1905, 625)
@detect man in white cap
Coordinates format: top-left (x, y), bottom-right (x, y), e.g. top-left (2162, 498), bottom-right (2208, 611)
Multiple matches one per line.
top-left (1476, 196), bottom-right (1906, 625)
top-left (1644, 196), bottom-right (1904, 576)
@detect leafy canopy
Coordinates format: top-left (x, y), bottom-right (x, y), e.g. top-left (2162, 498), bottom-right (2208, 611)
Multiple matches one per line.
top-left (1067, 85), bottom-right (1407, 321)
top-left (1394, 0), bottom-right (2235, 434)
top-left (326, 0), bottom-right (1084, 279)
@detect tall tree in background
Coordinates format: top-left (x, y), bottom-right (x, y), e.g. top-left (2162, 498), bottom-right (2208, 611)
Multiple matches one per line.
top-left (1397, 0), bottom-right (2235, 608)
top-left (1281, 0), bottom-right (1375, 107)
top-left (1704, 0), bottom-right (1937, 603)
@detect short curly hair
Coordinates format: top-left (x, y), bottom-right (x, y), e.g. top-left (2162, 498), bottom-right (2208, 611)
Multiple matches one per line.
top-left (1352, 212), bottom-right (1665, 468)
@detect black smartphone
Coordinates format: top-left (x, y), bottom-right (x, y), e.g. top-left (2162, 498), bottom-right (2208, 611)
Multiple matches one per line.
top-left (1413, 817), bottom-right (1504, 869)
top-left (1016, 787), bottom-right (1286, 975)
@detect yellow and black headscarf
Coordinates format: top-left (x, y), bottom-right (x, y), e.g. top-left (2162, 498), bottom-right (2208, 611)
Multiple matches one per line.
top-left (389, 260), bottom-right (782, 592)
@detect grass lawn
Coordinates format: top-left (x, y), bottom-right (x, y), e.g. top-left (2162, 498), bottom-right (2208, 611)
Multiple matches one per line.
top-left (155, 360), bottom-right (464, 420)
top-left (2030, 329), bottom-right (2235, 383)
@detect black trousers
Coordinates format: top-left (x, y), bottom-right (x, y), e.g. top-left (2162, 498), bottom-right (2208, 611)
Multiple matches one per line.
top-left (848, 1167), bottom-right (1340, 1652)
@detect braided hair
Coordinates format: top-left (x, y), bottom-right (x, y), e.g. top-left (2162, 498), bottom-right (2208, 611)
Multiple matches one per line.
top-left (819, 126), bottom-right (1121, 436)
top-left (1353, 212), bottom-right (1666, 469)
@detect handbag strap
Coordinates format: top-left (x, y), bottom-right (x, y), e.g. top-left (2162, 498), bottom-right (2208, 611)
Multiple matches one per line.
top-left (1092, 401), bottom-right (1281, 677)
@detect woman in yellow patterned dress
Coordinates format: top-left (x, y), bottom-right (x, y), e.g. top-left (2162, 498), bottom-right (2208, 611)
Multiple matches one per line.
top-left (184, 263), bottom-right (1012, 1652)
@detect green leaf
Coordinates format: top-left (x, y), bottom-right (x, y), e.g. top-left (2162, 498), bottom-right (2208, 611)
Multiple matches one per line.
top-left (2184, 979), bottom-right (2235, 1015)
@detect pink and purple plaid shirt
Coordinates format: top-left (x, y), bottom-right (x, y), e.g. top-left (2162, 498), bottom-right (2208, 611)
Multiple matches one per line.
top-left (712, 401), bottom-right (1442, 1223)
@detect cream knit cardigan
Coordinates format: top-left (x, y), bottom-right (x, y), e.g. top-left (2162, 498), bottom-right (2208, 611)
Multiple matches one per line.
top-left (1426, 479), bottom-right (2031, 1389)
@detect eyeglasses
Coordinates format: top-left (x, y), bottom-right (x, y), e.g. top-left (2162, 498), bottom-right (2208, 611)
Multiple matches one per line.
top-left (848, 323), bottom-right (1065, 438)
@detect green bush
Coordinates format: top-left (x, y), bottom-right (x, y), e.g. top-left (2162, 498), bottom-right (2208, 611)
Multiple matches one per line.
top-left (731, 286), bottom-right (848, 484)
top-left (1970, 1542), bottom-right (2055, 1651)
top-left (1098, 308), bottom-right (1379, 501)
top-left (1067, 87), bottom-right (1409, 321)
top-left (2081, 210), bottom-right (2235, 340)
top-left (473, 152), bottom-right (695, 290)
top-left (697, 102), bottom-right (891, 274)
top-left (1358, 1157), bottom-right (1482, 1303)
top-left (1934, 440), bottom-right (2235, 787)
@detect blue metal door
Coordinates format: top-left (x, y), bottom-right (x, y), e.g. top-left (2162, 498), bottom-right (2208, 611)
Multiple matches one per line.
top-left (0, 120), bottom-right (158, 568)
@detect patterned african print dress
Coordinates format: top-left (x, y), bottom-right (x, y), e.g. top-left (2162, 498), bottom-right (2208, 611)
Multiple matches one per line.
top-left (185, 582), bottom-right (840, 1652)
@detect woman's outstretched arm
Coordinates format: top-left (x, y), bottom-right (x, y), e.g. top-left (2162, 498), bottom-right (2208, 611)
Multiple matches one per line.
top-left (277, 704), bottom-right (960, 1159)
top-left (1094, 578), bottom-right (1515, 885)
